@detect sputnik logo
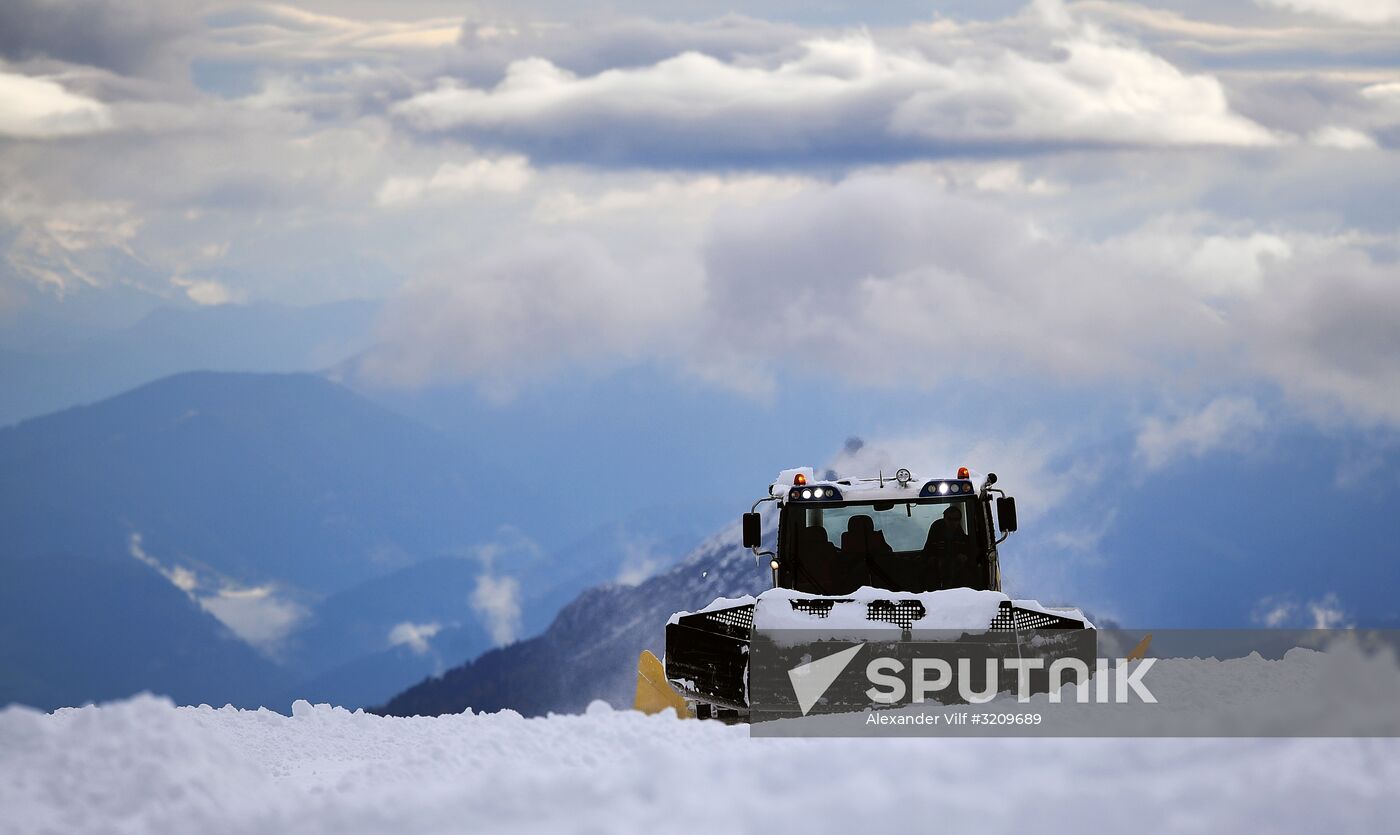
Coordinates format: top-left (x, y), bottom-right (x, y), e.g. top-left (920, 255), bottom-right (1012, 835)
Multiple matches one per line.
top-left (787, 643), bottom-right (865, 716)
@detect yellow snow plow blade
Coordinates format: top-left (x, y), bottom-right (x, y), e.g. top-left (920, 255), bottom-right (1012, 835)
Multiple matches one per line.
top-left (633, 650), bottom-right (690, 718)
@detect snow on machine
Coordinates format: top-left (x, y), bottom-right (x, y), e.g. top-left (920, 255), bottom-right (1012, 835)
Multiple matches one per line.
top-left (634, 466), bottom-right (1100, 722)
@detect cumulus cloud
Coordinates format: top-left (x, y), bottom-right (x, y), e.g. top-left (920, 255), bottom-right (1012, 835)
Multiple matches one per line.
top-left (396, 14), bottom-right (1277, 166)
top-left (1236, 235), bottom-right (1400, 426)
top-left (696, 174), bottom-right (1225, 386)
top-left (1135, 397), bottom-right (1268, 471)
top-left (360, 160), bottom-right (1400, 429)
top-left (704, 175), bottom-right (1400, 424)
top-left (387, 621), bottom-right (443, 655)
top-left (5, 0), bottom-right (1400, 441)
top-left (0, 71), bottom-right (111, 138)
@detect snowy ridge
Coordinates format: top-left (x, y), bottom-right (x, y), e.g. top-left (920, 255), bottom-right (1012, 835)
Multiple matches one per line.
top-left (3, 688), bottom-right (1399, 833)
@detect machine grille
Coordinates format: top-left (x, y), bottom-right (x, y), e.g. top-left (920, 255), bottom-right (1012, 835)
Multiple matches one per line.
top-left (788, 598), bottom-right (928, 629)
top-left (700, 605), bottom-right (754, 632)
top-left (989, 601), bottom-right (1084, 632)
top-left (789, 599), bottom-right (841, 618)
top-left (866, 599), bottom-right (926, 629)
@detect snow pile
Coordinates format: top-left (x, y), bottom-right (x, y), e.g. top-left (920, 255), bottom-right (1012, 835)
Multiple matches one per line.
top-left (4, 685), bottom-right (1400, 833)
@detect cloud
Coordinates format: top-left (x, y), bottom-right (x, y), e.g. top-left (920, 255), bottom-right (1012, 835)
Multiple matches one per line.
top-left (1236, 235), bottom-right (1400, 426)
top-left (1362, 82), bottom-right (1400, 101)
top-left (0, 71), bottom-right (111, 138)
top-left (1254, 596), bottom-right (1294, 627)
top-left (1077, 1), bottom-right (1400, 60)
top-left (128, 532), bottom-right (306, 653)
top-left (450, 14), bottom-right (807, 83)
top-left (1258, 0), bottom-right (1400, 25)
top-left (1308, 125), bottom-right (1379, 149)
top-left (454, 528), bottom-right (536, 646)
top-left (825, 425), bottom-right (1115, 610)
top-left (170, 275), bottom-right (237, 306)
top-left (128, 532), bottom-right (198, 592)
top-left (532, 172), bottom-right (811, 223)
top-left (1135, 397), bottom-right (1268, 472)
top-left (695, 174), bottom-right (1223, 386)
top-left (1309, 594), bottom-right (1352, 628)
top-left (203, 4), bottom-right (474, 70)
top-left (359, 231), bottom-right (703, 392)
top-left (376, 154), bottom-right (533, 205)
top-left (0, 0), bottom-right (198, 75)
top-left (4, 0), bottom-right (1400, 444)
top-left (700, 174), bottom-right (1400, 425)
top-left (826, 425), bottom-right (1097, 525)
top-left (614, 537), bottom-right (664, 587)
top-left (0, 196), bottom-right (147, 296)
top-left (396, 13), bottom-right (1277, 166)
top-left (197, 584), bottom-right (307, 652)
top-left (359, 160), bottom-right (1400, 430)
top-left (387, 621), bottom-right (443, 655)
top-left (1252, 592), bottom-right (1353, 628)
top-left (470, 571), bottom-right (521, 646)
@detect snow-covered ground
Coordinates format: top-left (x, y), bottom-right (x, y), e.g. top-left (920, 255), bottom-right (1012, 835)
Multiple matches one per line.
top-left (4, 688), bottom-right (1399, 834)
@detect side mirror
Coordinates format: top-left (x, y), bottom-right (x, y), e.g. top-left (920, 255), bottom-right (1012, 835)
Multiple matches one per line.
top-left (742, 512), bottom-right (762, 549)
top-left (996, 497), bottom-right (1018, 533)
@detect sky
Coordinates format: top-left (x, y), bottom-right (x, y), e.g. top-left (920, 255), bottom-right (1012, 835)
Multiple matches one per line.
top-left (2, 0), bottom-right (1399, 627)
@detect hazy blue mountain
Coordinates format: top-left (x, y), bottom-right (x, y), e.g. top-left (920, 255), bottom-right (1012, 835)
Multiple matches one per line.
top-left (342, 364), bottom-right (770, 545)
top-left (0, 552), bottom-right (290, 711)
top-left (280, 622), bottom-right (490, 710)
top-left (0, 370), bottom-right (722, 711)
top-left (0, 371), bottom-right (523, 709)
top-left (0, 371), bottom-right (517, 596)
top-left (285, 556), bottom-right (494, 680)
top-left (377, 524), bottom-right (766, 718)
top-left (278, 505), bottom-right (720, 708)
top-left (517, 503), bottom-right (724, 635)
top-left (0, 300), bottom-right (378, 427)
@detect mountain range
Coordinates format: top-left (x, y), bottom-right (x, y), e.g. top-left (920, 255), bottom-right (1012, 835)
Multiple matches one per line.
top-left (377, 522), bottom-right (767, 717)
top-left (0, 300), bottom-right (378, 428)
top-left (0, 370), bottom-right (709, 711)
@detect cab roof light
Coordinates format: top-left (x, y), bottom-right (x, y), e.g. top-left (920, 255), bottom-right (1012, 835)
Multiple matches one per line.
top-left (957, 466), bottom-right (970, 479)
top-left (921, 480), bottom-right (972, 496)
top-left (789, 485), bottom-right (842, 501)
top-left (794, 473), bottom-right (807, 486)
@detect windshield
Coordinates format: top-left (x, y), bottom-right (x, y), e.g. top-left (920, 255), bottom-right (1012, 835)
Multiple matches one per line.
top-left (779, 498), bottom-right (988, 595)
